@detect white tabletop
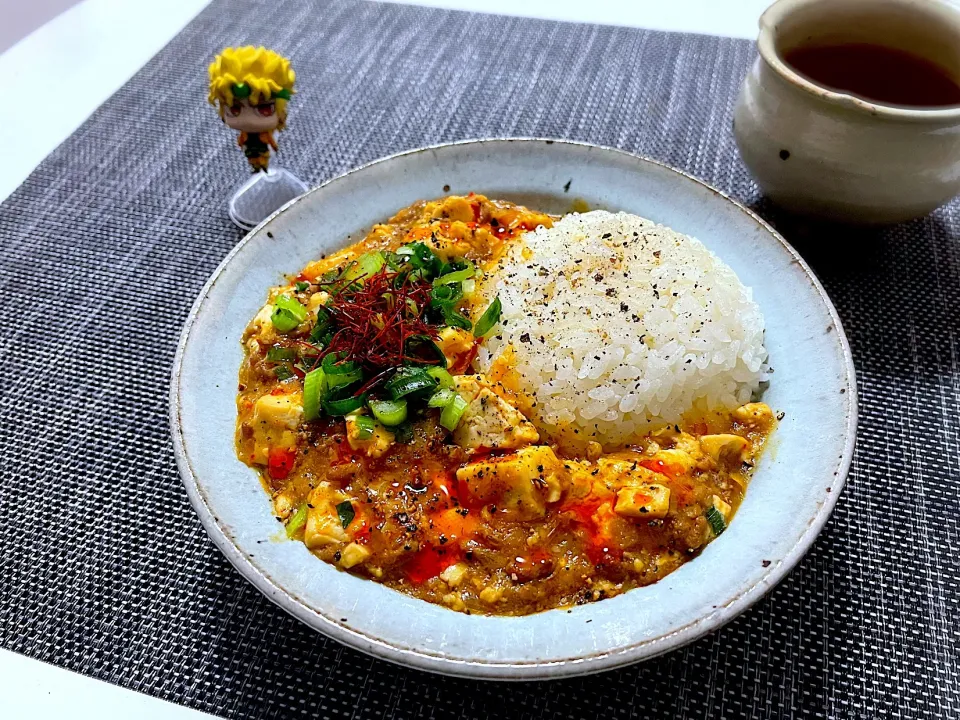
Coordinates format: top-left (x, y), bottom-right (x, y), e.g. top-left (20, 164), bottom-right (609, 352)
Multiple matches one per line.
top-left (0, 0), bottom-right (767, 717)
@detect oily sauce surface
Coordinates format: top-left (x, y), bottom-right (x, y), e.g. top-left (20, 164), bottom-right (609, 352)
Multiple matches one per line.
top-left (236, 195), bottom-right (775, 615)
top-left (784, 43), bottom-right (960, 107)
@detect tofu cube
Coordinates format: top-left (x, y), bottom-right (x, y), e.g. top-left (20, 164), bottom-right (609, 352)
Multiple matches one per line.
top-left (711, 494), bottom-right (733, 520)
top-left (437, 327), bottom-right (475, 367)
top-left (452, 375), bottom-right (539, 453)
top-left (456, 445), bottom-right (565, 519)
top-left (339, 542), bottom-right (371, 569)
top-left (699, 434), bottom-right (749, 465)
top-left (304, 483), bottom-right (349, 549)
top-left (439, 562), bottom-right (469, 588)
top-left (733, 402), bottom-right (774, 429)
top-left (251, 392), bottom-right (303, 464)
top-left (614, 484), bottom-right (671, 519)
top-left (438, 195), bottom-right (476, 223)
top-left (345, 415), bottom-right (394, 458)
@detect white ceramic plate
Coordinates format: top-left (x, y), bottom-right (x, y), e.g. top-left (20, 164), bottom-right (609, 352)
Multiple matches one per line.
top-left (171, 139), bottom-right (857, 680)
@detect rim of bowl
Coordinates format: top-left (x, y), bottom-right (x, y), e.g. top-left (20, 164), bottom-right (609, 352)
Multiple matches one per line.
top-left (757, 0), bottom-right (960, 122)
top-left (169, 138), bottom-right (859, 680)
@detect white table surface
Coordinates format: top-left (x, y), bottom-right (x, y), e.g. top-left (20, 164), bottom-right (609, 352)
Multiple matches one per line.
top-left (0, 0), bottom-right (767, 717)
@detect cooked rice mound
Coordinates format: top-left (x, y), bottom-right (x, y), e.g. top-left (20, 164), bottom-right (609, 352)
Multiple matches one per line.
top-left (476, 210), bottom-right (768, 451)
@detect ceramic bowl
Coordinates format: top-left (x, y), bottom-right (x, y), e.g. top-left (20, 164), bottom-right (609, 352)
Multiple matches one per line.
top-left (170, 139), bottom-right (857, 680)
top-left (734, 0), bottom-right (960, 224)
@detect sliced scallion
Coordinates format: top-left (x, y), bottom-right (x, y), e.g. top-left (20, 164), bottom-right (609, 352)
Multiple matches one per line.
top-left (295, 281), bottom-right (310, 292)
top-left (303, 368), bottom-right (326, 421)
top-left (266, 347), bottom-right (297, 362)
top-left (399, 242), bottom-right (442, 277)
top-left (705, 505), bottom-right (727, 536)
top-left (351, 415), bottom-right (377, 440)
top-left (310, 307), bottom-right (333, 343)
top-left (341, 251), bottom-right (386, 284)
top-left (426, 366), bottom-right (454, 389)
top-left (385, 368), bottom-right (437, 399)
top-left (443, 307), bottom-right (473, 331)
top-left (271, 295), bottom-right (308, 333)
top-left (323, 394), bottom-right (365, 416)
top-left (433, 264), bottom-right (475, 286)
top-left (427, 388), bottom-right (456, 408)
top-left (285, 503), bottom-right (308, 538)
top-left (404, 335), bottom-right (447, 368)
top-left (439, 393), bottom-right (469, 431)
top-left (473, 296), bottom-right (502, 337)
top-left (271, 308), bottom-right (301, 333)
top-left (384, 251), bottom-right (406, 271)
top-left (392, 422), bottom-right (414, 444)
top-left (368, 398), bottom-right (408, 426)
top-left (336, 500), bottom-right (355, 529)
top-left (322, 354), bottom-right (363, 389)
top-left (326, 368), bottom-right (363, 390)
top-left (430, 283), bottom-right (463, 306)
top-left (274, 365), bottom-right (294, 381)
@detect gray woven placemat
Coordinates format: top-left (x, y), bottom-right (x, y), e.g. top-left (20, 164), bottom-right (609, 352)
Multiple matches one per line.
top-left (1, 0), bottom-right (957, 717)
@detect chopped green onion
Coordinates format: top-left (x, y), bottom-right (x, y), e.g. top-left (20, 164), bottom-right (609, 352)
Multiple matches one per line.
top-left (351, 415), bottom-right (377, 440)
top-left (399, 242), bottom-right (442, 277)
top-left (439, 258), bottom-right (472, 275)
top-left (426, 366), bottom-right (454, 389)
top-left (384, 251), bottom-right (406, 271)
top-left (322, 354), bottom-right (364, 389)
top-left (439, 393), bottom-right (469, 431)
top-left (275, 294), bottom-right (308, 320)
top-left (336, 500), bottom-right (355, 529)
top-left (285, 503), bottom-right (308, 538)
top-left (392, 422), bottom-right (414, 444)
top-left (271, 295), bottom-right (308, 333)
top-left (430, 283), bottom-right (463, 306)
top-left (326, 369), bottom-right (363, 390)
top-left (461, 278), bottom-right (476, 295)
top-left (303, 368), bottom-right (326, 421)
top-left (428, 388), bottom-right (456, 408)
top-left (295, 281), bottom-right (310, 292)
top-left (705, 505), bottom-right (727, 536)
top-left (341, 251), bottom-right (386, 284)
top-left (405, 335), bottom-right (447, 368)
top-left (266, 347), bottom-right (297, 362)
top-left (443, 307), bottom-right (473, 331)
top-left (368, 398), bottom-right (408, 426)
top-left (324, 394), bottom-right (366, 416)
top-left (473, 296), bottom-right (502, 337)
top-left (321, 353), bottom-right (351, 373)
top-left (274, 365), bottom-right (294, 381)
top-left (271, 308), bottom-right (301, 333)
top-left (310, 307), bottom-right (334, 343)
top-left (433, 264), bottom-right (475, 286)
top-left (385, 367), bottom-right (437, 400)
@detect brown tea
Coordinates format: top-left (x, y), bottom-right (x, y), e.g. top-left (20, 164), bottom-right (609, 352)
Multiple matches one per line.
top-left (783, 43), bottom-right (960, 107)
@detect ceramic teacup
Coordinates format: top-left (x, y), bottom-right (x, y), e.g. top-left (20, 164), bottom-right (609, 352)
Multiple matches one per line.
top-left (734, 0), bottom-right (960, 224)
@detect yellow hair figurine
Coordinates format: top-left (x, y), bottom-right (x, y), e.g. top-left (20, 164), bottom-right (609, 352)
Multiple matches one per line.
top-left (208, 46), bottom-right (296, 172)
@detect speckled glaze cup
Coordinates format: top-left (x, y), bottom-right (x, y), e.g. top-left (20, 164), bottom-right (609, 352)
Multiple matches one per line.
top-left (734, 0), bottom-right (960, 224)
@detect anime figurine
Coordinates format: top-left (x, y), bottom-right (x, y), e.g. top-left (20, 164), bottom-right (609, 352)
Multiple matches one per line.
top-left (208, 46), bottom-right (295, 172)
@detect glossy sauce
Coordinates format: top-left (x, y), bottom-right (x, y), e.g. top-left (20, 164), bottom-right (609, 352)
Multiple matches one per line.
top-left (784, 43), bottom-right (960, 107)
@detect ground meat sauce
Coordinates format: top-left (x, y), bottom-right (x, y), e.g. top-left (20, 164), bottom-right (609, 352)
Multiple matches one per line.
top-left (236, 195), bottom-right (775, 616)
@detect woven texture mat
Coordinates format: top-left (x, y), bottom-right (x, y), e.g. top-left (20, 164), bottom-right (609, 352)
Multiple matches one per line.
top-left (1, 0), bottom-right (957, 717)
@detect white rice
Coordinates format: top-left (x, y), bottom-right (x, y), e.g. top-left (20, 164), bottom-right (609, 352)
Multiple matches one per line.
top-left (475, 210), bottom-right (768, 451)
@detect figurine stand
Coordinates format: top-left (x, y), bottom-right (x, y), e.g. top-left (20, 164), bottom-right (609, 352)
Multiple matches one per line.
top-left (227, 167), bottom-right (308, 230)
